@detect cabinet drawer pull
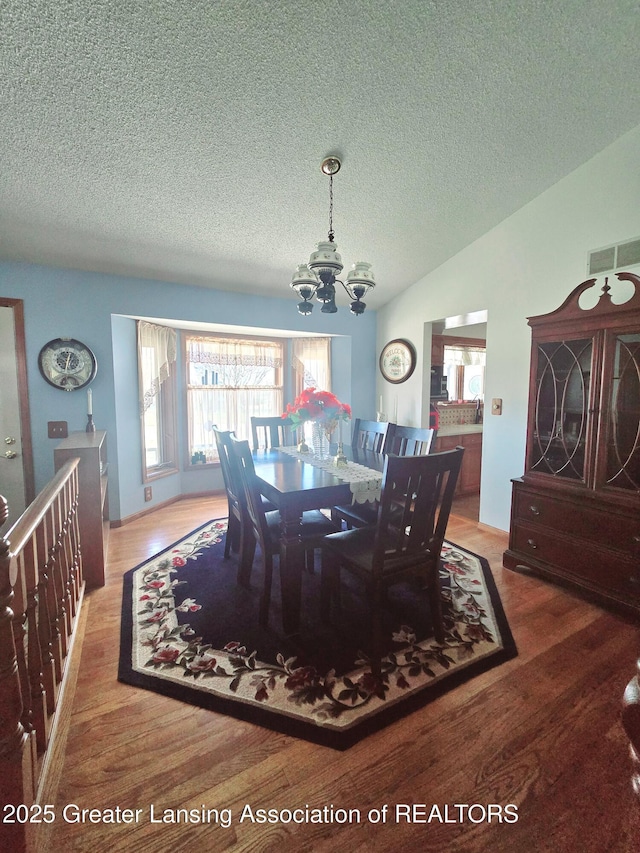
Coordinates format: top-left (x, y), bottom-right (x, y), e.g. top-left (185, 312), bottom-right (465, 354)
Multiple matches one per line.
top-left (529, 505), bottom-right (540, 516)
top-left (633, 535), bottom-right (640, 544)
top-left (629, 575), bottom-right (640, 587)
top-left (526, 538), bottom-right (538, 549)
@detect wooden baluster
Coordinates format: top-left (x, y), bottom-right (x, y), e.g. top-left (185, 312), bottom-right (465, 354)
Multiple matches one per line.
top-left (0, 496), bottom-right (35, 853)
top-left (63, 478), bottom-right (78, 608)
top-left (12, 551), bottom-right (34, 756)
top-left (36, 523), bottom-right (55, 717)
top-left (51, 498), bottom-right (69, 661)
top-left (22, 534), bottom-right (47, 754)
top-left (61, 481), bottom-right (76, 620)
top-left (44, 507), bottom-right (64, 682)
top-left (53, 493), bottom-right (71, 640)
top-left (66, 478), bottom-right (80, 613)
top-left (70, 469), bottom-right (83, 594)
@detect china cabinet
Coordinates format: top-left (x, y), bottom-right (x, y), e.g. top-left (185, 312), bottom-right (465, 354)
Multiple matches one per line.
top-left (503, 272), bottom-right (640, 614)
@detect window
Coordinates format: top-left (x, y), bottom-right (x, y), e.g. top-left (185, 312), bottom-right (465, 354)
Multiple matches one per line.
top-left (291, 336), bottom-right (332, 444)
top-left (443, 341), bottom-right (486, 401)
top-left (185, 334), bottom-right (284, 462)
top-left (292, 337), bottom-right (331, 394)
top-left (138, 321), bottom-right (178, 480)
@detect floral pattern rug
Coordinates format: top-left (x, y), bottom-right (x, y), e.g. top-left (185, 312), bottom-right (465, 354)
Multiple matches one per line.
top-left (119, 519), bottom-right (516, 749)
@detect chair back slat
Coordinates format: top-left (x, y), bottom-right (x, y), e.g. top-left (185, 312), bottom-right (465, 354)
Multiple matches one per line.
top-left (372, 448), bottom-right (464, 573)
top-left (352, 419), bottom-right (394, 453)
top-left (386, 425), bottom-right (436, 457)
top-left (251, 416), bottom-right (295, 451)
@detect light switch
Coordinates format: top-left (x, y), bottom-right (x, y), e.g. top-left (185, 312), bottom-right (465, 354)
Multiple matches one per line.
top-left (491, 398), bottom-right (502, 415)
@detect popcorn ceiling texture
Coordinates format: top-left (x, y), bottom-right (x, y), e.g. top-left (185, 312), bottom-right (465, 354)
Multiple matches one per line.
top-left (1, 0), bottom-right (640, 306)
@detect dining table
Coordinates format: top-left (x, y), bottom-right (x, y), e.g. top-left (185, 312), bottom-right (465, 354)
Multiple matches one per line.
top-left (252, 444), bottom-right (385, 635)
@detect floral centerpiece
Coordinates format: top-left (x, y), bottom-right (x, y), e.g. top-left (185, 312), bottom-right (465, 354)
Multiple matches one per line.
top-left (283, 388), bottom-right (351, 457)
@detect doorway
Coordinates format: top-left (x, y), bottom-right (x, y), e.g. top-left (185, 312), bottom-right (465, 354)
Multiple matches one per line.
top-left (429, 310), bottom-right (487, 523)
top-left (0, 299), bottom-right (34, 532)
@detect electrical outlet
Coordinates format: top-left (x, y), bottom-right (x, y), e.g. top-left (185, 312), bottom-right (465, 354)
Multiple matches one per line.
top-left (144, 486), bottom-right (153, 502)
top-left (491, 398), bottom-right (503, 416)
top-left (48, 420), bottom-right (68, 438)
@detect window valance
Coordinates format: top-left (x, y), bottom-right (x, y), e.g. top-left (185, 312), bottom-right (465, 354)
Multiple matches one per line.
top-left (187, 336), bottom-right (283, 368)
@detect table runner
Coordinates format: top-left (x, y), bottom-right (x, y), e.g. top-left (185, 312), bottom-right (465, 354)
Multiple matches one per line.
top-left (279, 445), bottom-right (382, 504)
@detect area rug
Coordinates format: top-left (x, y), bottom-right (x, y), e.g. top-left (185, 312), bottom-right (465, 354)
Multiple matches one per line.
top-left (119, 519), bottom-right (517, 749)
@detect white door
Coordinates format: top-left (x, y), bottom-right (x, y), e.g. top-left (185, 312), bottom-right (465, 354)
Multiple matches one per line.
top-left (0, 302), bottom-right (32, 533)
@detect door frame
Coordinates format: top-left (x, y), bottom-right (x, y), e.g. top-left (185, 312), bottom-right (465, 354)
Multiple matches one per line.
top-left (1, 297), bottom-right (35, 506)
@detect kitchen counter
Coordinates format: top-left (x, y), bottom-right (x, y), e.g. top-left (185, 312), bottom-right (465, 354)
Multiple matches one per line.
top-left (436, 423), bottom-right (483, 436)
top-left (434, 426), bottom-right (483, 494)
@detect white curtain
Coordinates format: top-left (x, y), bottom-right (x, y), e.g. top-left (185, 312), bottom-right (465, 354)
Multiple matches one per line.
top-left (186, 335), bottom-right (284, 456)
top-left (292, 337), bottom-right (331, 397)
top-left (138, 321), bottom-right (177, 413)
top-left (443, 344), bottom-right (486, 367)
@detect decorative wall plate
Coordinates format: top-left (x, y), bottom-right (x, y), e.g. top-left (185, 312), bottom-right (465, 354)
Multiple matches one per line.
top-left (379, 338), bottom-right (416, 384)
top-left (38, 337), bottom-right (98, 390)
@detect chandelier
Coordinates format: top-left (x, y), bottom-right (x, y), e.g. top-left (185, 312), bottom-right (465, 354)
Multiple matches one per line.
top-left (290, 157), bottom-right (376, 316)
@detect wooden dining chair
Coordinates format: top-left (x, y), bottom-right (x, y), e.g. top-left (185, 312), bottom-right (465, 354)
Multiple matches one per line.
top-left (331, 425), bottom-right (436, 531)
top-left (321, 447), bottom-right (464, 675)
top-left (229, 436), bottom-right (338, 627)
top-left (213, 427), bottom-right (245, 561)
top-left (250, 416), bottom-right (296, 451)
top-left (351, 418), bottom-right (394, 453)
top-left (213, 427), bottom-right (276, 570)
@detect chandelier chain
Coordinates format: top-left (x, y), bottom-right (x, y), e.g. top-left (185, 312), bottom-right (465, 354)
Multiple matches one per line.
top-left (328, 173), bottom-right (334, 243)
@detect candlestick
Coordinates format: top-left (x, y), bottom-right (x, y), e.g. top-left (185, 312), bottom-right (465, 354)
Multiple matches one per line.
top-left (393, 397), bottom-right (398, 422)
top-left (379, 394), bottom-right (383, 411)
top-left (87, 388), bottom-right (93, 415)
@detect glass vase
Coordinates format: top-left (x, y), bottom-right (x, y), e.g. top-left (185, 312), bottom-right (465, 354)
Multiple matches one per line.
top-left (312, 421), bottom-right (329, 458)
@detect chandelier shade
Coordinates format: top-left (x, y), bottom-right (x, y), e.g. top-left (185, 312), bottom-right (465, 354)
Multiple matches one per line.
top-left (289, 157), bottom-right (376, 316)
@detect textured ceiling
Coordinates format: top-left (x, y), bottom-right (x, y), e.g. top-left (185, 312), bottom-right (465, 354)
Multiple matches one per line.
top-left (2, 0), bottom-right (640, 310)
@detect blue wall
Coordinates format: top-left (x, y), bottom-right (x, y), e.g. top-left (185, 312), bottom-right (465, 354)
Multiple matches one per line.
top-left (0, 261), bottom-right (377, 521)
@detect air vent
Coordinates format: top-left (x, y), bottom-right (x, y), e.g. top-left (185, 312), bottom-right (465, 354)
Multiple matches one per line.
top-left (616, 238), bottom-right (640, 267)
top-left (588, 237), bottom-right (640, 275)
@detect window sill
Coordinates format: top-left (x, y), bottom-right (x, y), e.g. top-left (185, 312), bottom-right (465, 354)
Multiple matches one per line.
top-left (143, 465), bottom-right (179, 483)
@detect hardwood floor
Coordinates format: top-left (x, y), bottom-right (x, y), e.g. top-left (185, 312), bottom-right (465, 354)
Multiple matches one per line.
top-left (451, 491), bottom-right (480, 522)
top-left (43, 496), bottom-right (640, 852)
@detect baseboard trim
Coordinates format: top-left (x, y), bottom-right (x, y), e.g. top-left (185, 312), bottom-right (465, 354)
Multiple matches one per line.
top-left (478, 521), bottom-right (508, 539)
top-left (111, 491), bottom-right (226, 528)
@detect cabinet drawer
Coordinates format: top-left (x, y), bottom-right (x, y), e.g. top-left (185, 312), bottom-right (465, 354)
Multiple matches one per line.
top-left (511, 521), bottom-right (640, 596)
top-left (513, 486), bottom-right (640, 558)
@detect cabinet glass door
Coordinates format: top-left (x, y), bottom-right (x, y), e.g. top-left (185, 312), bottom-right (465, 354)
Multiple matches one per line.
top-left (605, 333), bottom-right (640, 490)
top-left (530, 338), bottom-right (592, 480)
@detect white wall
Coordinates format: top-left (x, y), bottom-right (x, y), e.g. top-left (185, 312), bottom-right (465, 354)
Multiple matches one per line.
top-left (378, 124), bottom-right (640, 531)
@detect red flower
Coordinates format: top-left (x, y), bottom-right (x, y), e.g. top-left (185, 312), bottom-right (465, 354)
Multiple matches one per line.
top-left (147, 608), bottom-right (168, 623)
top-left (285, 665), bottom-right (321, 691)
top-left (187, 654), bottom-right (217, 672)
top-left (152, 646), bottom-right (180, 664)
top-left (255, 684), bottom-right (269, 702)
top-left (146, 579), bottom-right (165, 589)
top-left (357, 671), bottom-right (388, 700)
top-left (172, 556), bottom-right (187, 567)
top-left (282, 388), bottom-right (351, 426)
